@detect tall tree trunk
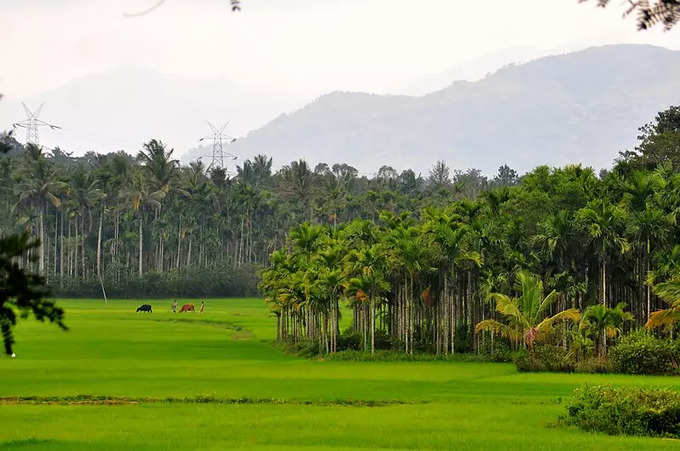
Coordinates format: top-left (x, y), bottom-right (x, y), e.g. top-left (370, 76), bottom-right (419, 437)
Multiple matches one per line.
top-left (53, 210), bottom-right (58, 279)
top-left (114, 209), bottom-right (119, 283)
top-left (187, 235), bottom-right (192, 267)
top-left (602, 259), bottom-right (607, 354)
top-left (601, 260), bottom-right (607, 307)
top-left (97, 209), bottom-right (103, 279)
top-left (239, 216), bottom-right (244, 266)
top-left (138, 216), bottom-right (143, 277)
top-left (74, 217), bottom-right (79, 279)
top-left (97, 208), bottom-right (107, 303)
top-left (60, 209), bottom-right (64, 287)
top-left (81, 216), bottom-right (86, 281)
top-left (646, 237), bottom-right (651, 322)
top-left (176, 217), bottom-right (182, 270)
top-left (38, 205), bottom-right (45, 273)
top-left (371, 297), bottom-right (375, 355)
top-left (158, 233), bottom-right (163, 272)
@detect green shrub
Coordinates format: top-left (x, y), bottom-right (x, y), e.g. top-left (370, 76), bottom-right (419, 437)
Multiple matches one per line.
top-left (609, 330), bottom-right (679, 375)
top-left (574, 357), bottom-right (613, 374)
top-left (337, 331), bottom-right (362, 351)
top-left (513, 345), bottom-right (574, 372)
top-left (479, 339), bottom-right (513, 362)
top-left (563, 385), bottom-right (680, 437)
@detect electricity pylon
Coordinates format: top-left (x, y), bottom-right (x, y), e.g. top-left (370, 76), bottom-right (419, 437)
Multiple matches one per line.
top-left (199, 121), bottom-right (237, 170)
top-left (12, 102), bottom-right (61, 145)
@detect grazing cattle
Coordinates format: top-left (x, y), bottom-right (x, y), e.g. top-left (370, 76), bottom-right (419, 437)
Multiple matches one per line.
top-left (136, 304), bottom-right (152, 313)
top-left (179, 303), bottom-right (195, 312)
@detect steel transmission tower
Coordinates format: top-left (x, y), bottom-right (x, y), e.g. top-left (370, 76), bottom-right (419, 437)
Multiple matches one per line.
top-left (199, 121), bottom-right (237, 170)
top-left (12, 102), bottom-right (61, 145)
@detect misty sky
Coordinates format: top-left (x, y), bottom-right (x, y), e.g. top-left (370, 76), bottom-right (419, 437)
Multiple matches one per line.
top-left (2, 0), bottom-right (679, 160)
top-left (3, 0), bottom-right (679, 98)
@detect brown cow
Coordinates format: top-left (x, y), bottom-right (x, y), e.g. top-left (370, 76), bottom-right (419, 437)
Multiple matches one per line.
top-left (179, 303), bottom-right (195, 312)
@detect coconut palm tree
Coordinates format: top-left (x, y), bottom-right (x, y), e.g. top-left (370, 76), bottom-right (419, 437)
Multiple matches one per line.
top-left (14, 144), bottom-right (66, 274)
top-left (68, 166), bottom-right (105, 280)
top-left (120, 171), bottom-right (164, 277)
top-left (279, 160), bottom-right (316, 221)
top-left (475, 271), bottom-right (580, 351)
top-left (237, 154), bottom-right (272, 188)
top-left (137, 139), bottom-right (181, 195)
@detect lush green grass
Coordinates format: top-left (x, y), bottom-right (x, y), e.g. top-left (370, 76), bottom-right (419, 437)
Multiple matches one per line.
top-left (1, 298), bottom-right (680, 449)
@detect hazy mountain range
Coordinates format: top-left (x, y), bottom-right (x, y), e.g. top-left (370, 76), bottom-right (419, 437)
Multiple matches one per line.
top-left (2, 44), bottom-right (679, 175)
top-left (397, 46), bottom-right (556, 96)
top-left (221, 44), bottom-right (680, 175)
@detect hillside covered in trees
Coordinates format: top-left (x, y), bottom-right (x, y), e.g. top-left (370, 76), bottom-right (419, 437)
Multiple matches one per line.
top-left (227, 45), bottom-right (680, 174)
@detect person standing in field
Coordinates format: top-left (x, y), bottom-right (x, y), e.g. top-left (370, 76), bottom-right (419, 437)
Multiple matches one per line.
top-left (172, 300), bottom-right (178, 313)
top-left (200, 300), bottom-right (205, 313)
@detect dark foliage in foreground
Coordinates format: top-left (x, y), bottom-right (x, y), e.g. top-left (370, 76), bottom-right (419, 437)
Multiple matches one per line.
top-left (0, 232), bottom-right (66, 355)
top-left (584, 0), bottom-right (680, 30)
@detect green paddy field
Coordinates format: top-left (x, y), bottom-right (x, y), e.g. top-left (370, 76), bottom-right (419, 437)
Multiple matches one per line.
top-left (1, 298), bottom-right (679, 450)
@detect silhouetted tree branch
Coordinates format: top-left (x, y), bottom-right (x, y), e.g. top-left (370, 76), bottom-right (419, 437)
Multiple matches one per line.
top-left (123, 0), bottom-right (678, 30)
top-left (582, 0), bottom-right (680, 30)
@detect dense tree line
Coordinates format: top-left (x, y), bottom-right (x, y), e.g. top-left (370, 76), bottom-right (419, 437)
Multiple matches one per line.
top-left (260, 106), bottom-right (680, 356)
top-left (0, 130), bottom-right (508, 298)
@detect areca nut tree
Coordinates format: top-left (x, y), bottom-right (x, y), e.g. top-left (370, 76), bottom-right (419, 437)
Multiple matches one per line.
top-left (580, 302), bottom-right (634, 357)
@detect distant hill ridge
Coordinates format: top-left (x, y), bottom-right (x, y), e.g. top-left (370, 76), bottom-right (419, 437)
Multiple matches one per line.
top-left (228, 44), bottom-right (680, 174)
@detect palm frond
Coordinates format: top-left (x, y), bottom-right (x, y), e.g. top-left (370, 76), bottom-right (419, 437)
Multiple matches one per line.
top-left (474, 319), bottom-right (522, 343)
top-left (645, 308), bottom-right (680, 331)
top-left (653, 279), bottom-right (680, 307)
top-left (494, 295), bottom-right (530, 329)
top-left (536, 308), bottom-right (580, 334)
top-left (535, 289), bottom-right (560, 319)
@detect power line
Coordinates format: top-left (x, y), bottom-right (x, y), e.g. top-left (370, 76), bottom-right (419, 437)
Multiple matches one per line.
top-left (12, 102), bottom-right (61, 146)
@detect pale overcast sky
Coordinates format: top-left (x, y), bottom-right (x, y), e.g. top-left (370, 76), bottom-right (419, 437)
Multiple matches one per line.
top-left (1, 0), bottom-right (679, 159)
top-left (2, 0), bottom-right (679, 98)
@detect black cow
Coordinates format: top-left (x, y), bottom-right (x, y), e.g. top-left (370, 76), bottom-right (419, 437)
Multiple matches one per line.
top-left (136, 304), bottom-right (152, 313)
